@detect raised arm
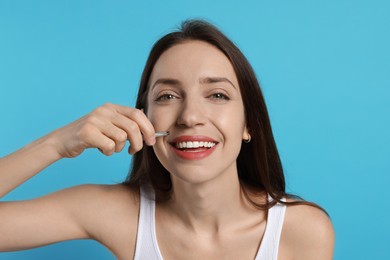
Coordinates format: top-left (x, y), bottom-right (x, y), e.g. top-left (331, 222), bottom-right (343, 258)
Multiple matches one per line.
top-left (0, 103), bottom-right (155, 198)
top-left (0, 103), bottom-right (154, 251)
top-left (0, 134), bottom-right (61, 198)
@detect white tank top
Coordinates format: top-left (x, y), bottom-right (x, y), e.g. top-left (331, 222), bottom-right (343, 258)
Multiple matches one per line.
top-left (134, 186), bottom-right (286, 260)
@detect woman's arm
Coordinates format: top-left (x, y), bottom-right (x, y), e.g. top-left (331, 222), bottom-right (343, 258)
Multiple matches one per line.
top-left (0, 135), bottom-right (61, 198)
top-left (0, 103), bottom-right (153, 251)
top-left (0, 185), bottom-right (92, 251)
top-left (0, 103), bottom-right (155, 198)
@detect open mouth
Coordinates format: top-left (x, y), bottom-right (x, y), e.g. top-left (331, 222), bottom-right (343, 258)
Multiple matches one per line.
top-left (168, 136), bottom-right (218, 159)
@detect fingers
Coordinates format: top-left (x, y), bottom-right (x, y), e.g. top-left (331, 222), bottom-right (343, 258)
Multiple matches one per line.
top-left (111, 114), bottom-right (144, 154)
top-left (85, 103), bottom-right (155, 155)
top-left (113, 105), bottom-right (156, 146)
top-left (98, 122), bottom-right (128, 153)
top-left (78, 124), bottom-right (116, 156)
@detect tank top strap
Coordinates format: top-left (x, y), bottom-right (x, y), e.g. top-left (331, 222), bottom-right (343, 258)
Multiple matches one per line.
top-left (255, 197), bottom-right (287, 260)
top-left (134, 186), bottom-right (163, 260)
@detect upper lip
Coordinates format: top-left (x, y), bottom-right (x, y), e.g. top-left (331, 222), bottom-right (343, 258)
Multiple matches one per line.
top-left (169, 135), bottom-right (218, 143)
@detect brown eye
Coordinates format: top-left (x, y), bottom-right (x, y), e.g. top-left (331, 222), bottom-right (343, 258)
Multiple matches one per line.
top-left (155, 94), bottom-right (177, 102)
top-left (210, 93), bottom-right (230, 100)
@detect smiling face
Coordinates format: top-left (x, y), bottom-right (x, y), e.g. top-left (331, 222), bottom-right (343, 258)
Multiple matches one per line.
top-left (146, 40), bottom-right (250, 185)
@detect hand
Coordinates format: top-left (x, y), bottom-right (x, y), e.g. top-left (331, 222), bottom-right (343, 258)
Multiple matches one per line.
top-left (50, 103), bottom-right (156, 158)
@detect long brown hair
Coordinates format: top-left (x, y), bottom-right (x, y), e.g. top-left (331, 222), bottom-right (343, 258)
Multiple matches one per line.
top-left (124, 19), bottom-right (324, 211)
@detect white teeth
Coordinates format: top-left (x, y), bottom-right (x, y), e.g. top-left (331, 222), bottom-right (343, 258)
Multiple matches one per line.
top-left (175, 141), bottom-right (216, 149)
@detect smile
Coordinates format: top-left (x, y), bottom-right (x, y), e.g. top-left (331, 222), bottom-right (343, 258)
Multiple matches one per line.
top-left (169, 136), bottom-right (218, 160)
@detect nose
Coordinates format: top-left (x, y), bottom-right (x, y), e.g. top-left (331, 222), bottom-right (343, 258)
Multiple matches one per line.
top-left (176, 96), bottom-right (207, 128)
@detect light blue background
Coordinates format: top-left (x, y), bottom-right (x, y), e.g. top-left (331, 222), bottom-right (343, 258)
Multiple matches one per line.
top-left (1, 0), bottom-right (389, 259)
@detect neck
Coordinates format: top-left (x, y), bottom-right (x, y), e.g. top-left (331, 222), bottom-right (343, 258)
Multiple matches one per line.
top-left (164, 168), bottom-right (256, 234)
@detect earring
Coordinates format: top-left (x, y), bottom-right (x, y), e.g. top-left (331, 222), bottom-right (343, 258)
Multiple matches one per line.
top-left (244, 134), bottom-right (251, 143)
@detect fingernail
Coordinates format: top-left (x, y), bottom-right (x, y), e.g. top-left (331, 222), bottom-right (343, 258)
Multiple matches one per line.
top-left (150, 137), bottom-right (156, 145)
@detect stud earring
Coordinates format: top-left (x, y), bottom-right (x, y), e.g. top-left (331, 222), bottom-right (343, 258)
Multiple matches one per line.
top-left (244, 134), bottom-right (251, 143)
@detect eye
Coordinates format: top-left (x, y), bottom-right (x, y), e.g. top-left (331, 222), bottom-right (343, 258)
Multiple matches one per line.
top-left (209, 92), bottom-right (230, 101)
top-left (154, 93), bottom-right (178, 102)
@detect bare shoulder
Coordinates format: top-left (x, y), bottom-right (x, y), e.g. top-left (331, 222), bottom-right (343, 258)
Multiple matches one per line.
top-left (58, 183), bottom-right (140, 258)
top-left (57, 183), bottom-right (140, 230)
top-left (279, 199), bottom-right (335, 260)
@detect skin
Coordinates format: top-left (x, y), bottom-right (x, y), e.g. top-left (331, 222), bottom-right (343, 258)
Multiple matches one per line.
top-left (0, 40), bottom-right (334, 259)
top-left (147, 40), bottom-right (249, 191)
top-left (148, 41), bottom-right (261, 259)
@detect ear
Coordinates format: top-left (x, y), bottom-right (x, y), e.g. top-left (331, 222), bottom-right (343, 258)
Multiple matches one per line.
top-left (242, 126), bottom-right (250, 141)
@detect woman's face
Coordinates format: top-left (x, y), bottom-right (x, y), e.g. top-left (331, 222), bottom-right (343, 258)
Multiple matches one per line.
top-left (147, 40), bottom-right (249, 185)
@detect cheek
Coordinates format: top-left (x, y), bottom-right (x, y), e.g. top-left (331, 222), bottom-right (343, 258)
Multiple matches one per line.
top-left (146, 104), bottom-right (176, 130)
top-left (212, 105), bottom-right (246, 137)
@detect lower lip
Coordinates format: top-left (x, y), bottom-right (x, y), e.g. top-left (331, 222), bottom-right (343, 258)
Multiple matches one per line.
top-left (170, 145), bottom-right (217, 160)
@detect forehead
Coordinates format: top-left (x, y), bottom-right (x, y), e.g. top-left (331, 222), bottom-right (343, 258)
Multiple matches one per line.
top-left (150, 40), bottom-right (238, 84)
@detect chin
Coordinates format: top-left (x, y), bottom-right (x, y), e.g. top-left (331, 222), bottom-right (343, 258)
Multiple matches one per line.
top-left (168, 163), bottom-right (237, 188)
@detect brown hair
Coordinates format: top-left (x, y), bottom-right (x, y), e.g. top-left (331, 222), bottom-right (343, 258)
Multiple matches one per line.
top-left (124, 19), bottom-right (324, 212)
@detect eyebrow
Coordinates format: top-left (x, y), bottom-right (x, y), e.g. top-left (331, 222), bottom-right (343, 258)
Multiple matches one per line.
top-left (199, 77), bottom-right (237, 90)
top-left (151, 77), bottom-right (237, 90)
top-left (151, 78), bottom-right (181, 90)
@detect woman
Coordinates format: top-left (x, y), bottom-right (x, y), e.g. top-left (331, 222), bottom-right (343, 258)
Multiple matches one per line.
top-left (0, 20), bottom-right (334, 259)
